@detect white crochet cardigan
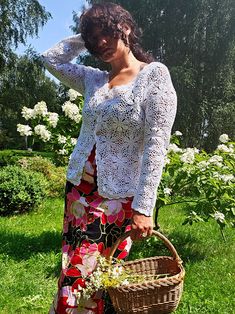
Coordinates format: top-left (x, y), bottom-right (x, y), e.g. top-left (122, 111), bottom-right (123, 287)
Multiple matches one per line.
top-left (41, 34), bottom-right (177, 217)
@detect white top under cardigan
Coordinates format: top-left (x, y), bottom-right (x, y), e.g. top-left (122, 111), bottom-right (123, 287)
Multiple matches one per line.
top-left (41, 34), bottom-right (177, 217)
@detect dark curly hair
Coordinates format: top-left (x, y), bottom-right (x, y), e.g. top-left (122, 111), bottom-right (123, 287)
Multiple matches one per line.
top-left (79, 2), bottom-right (154, 63)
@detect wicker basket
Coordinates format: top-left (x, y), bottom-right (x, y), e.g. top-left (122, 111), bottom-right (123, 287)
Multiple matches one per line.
top-left (107, 230), bottom-right (185, 314)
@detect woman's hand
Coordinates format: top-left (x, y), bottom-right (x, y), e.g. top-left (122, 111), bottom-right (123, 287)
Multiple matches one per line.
top-left (130, 210), bottom-right (154, 241)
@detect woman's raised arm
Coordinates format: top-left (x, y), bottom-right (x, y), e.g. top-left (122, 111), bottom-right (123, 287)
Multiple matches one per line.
top-left (41, 34), bottom-right (95, 94)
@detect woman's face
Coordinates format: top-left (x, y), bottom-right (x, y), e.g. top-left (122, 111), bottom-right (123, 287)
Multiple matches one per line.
top-left (87, 27), bottom-right (130, 63)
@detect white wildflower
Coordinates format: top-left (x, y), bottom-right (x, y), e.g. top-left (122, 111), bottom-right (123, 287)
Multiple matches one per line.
top-left (73, 290), bottom-right (81, 300)
top-left (17, 124), bottom-right (32, 136)
top-left (58, 148), bottom-right (67, 155)
top-left (68, 89), bottom-right (82, 101)
top-left (112, 266), bottom-right (123, 278)
top-left (71, 138), bottom-right (77, 146)
top-left (217, 144), bottom-right (233, 153)
top-left (168, 143), bottom-right (182, 153)
top-left (175, 130), bottom-right (182, 136)
top-left (164, 187), bottom-right (172, 195)
top-left (21, 106), bottom-right (35, 120)
top-left (180, 149), bottom-right (195, 164)
top-left (219, 134), bottom-right (229, 143)
top-left (34, 101), bottom-right (48, 117)
top-left (58, 135), bottom-right (67, 144)
top-left (34, 124), bottom-right (51, 142)
top-left (122, 279), bottom-right (130, 286)
top-left (213, 211), bottom-right (225, 223)
top-left (62, 101), bottom-right (82, 123)
top-left (47, 112), bottom-right (59, 128)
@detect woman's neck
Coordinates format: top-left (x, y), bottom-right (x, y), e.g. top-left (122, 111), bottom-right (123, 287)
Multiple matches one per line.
top-left (109, 50), bottom-right (142, 77)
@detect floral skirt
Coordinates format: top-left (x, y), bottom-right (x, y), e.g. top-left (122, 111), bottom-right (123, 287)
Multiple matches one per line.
top-left (49, 147), bottom-right (133, 314)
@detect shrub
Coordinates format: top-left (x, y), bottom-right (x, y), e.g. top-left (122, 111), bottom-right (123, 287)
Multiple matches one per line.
top-left (0, 150), bottom-right (19, 167)
top-left (0, 149), bottom-right (55, 166)
top-left (48, 166), bottom-right (66, 197)
top-left (18, 156), bottom-right (66, 197)
top-left (0, 165), bottom-right (48, 215)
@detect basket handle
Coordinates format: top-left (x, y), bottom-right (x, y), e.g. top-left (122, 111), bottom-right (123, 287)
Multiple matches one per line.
top-left (108, 230), bottom-right (182, 262)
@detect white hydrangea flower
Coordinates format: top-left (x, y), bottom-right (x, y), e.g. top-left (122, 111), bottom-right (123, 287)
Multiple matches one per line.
top-left (164, 156), bottom-right (171, 166)
top-left (21, 106), bottom-right (35, 120)
top-left (71, 138), bottom-right (77, 146)
top-left (62, 101), bottom-right (82, 123)
top-left (213, 211), bottom-right (225, 223)
top-left (73, 113), bottom-right (82, 123)
top-left (219, 134), bottom-right (229, 143)
top-left (183, 147), bottom-right (199, 154)
top-left (219, 174), bottom-right (234, 183)
top-left (217, 144), bottom-right (233, 153)
top-left (180, 149), bottom-right (195, 164)
top-left (198, 160), bottom-right (209, 171)
top-left (34, 101), bottom-right (48, 117)
top-left (163, 187), bottom-right (172, 195)
top-left (58, 135), bottom-right (67, 144)
top-left (47, 112), bottom-right (59, 128)
top-left (208, 155), bottom-right (223, 167)
top-left (68, 89), bottom-right (82, 101)
top-left (34, 124), bottom-right (51, 142)
top-left (17, 124), bottom-right (32, 136)
top-left (175, 130), bottom-right (182, 136)
top-left (58, 148), bottom-right (67, 155)
top-left (168, 143), bottom-right (182, 153)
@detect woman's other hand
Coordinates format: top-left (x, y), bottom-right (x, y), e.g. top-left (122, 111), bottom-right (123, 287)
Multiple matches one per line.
top-left (130, 210), bottom-right (154, 241)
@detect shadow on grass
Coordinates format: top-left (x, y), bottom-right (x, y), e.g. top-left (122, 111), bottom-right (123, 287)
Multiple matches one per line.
top-left (129, 229), bottom-right (205, 264)
top-left (166, 230), bottom-right (206, 264)
top-left (0, 230), bottom-right (61, 261)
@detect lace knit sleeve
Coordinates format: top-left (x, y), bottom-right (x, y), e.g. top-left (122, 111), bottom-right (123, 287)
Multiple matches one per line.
top-left (132, 63), bottom-right (177, 217)
top-left (41, 34), bottom-right (93, 94)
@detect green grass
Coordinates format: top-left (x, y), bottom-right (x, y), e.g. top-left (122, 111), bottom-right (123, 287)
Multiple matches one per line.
top-left (0, 199), bottom-right (234, 313)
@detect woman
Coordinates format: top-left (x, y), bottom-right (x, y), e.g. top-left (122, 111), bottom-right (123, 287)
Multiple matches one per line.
top-left (42, 3), bottom-right (177, 314)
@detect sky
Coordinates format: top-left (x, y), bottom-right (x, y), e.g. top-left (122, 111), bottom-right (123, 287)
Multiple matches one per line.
top-left (17, 0), bottom-right (88, 56)
top-left (16, 0), bottom-right (88, 81)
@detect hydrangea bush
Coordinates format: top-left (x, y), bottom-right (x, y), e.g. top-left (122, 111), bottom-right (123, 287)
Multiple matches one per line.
top-left (158, 132), bottom-right (235, 232)
top-left (17, 89), bottom-right (83, 165)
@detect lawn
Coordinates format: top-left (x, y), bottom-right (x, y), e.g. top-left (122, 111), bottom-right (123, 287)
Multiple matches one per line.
top-left (0, 198), bottom-right (234, 313)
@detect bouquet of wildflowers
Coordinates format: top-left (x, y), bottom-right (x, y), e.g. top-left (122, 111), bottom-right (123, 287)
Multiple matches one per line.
top-left (75, 255), bottom-right (169, 303)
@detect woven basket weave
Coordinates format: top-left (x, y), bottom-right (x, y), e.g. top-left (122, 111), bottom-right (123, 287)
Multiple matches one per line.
top-left (107, 230), bottom-right (185, 314)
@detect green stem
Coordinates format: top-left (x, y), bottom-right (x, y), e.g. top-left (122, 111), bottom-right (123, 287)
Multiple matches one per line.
top-left (220, 228), bottom-right (226, 242)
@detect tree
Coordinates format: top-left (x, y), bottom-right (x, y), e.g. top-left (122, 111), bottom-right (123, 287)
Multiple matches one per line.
top-left (0, 0), bottom-right (51, 72)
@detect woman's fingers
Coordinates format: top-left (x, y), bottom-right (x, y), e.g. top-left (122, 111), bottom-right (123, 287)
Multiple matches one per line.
top-left (130, 211), bottom-right (154, 241)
